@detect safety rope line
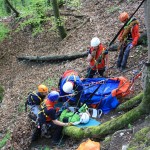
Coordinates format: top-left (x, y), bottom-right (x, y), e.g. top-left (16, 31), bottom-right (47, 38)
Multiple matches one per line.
top-left (109, 0), bottom-right (145, 47)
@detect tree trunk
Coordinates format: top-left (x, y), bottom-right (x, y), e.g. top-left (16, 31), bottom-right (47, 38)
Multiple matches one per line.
top-left (116, 92), bottom-right (143, 112)
top-left (4, 0), bottom-right (11, 14)
top-left (51, 0), bottom-right (67, 39)
top-left (47, 0), bottom-right (51, 6)
top-left (140, 0), bottom-right (150, 113)
top-left (5, 0), bottom-right (19, 17)
top-left (17, 52), bottom-right (88, 62)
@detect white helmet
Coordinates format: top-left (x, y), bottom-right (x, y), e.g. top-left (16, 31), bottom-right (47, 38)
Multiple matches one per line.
top-left (90, 37), bottom-right (100, 47)
top-left (62, 81), bottom-right (73, 93)
top-left (79, 113), bottom-right (90, 124)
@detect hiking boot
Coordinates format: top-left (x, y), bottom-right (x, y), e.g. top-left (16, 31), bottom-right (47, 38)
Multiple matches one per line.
top-left (120, 67), bottom-right (126, 72)
top-left (31, 128), bottom-right (41, 142)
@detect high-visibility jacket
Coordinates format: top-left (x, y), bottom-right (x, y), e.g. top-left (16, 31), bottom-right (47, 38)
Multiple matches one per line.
top-left (118, 18), bottom-right (140, 46)
top-left (89, 44), bottom-right (108, 70)
top-left (39, 99), bottom-right (56, 122)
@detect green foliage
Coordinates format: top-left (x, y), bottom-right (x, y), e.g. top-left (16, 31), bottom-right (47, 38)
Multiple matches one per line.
top-left (0, 85), bottom-right (4, 103)
top-left (43, 77), bottom-right (59, 90)
top-left (0, 23), bottom-right (10, 42)
top-left (18, 99), bottom-right (26, 113)
top-left (107, 5), bottom-right (120, 13)
top-left (0, 0), bottom-right (80, 36)
top-left (44, 147), bottom-right (51, 150)
top-left (15, 0), bottom-right (48, 36)
top-left (0, 0), bottom-right (11, 16)
top-left (0, 131), bottom-right (11, 149)
top-left (128, 127), bottom-right (150, 150)
top-left (128, 123), bottom-right (133, 129)
top-left (66, 0), bottom-right (81, 9)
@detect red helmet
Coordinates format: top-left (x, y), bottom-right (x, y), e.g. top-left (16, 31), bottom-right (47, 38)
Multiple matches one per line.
top-left (119, 12), bottom-right (129, 22)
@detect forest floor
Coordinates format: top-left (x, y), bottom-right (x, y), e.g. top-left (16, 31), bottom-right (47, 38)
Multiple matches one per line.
top-left (0, 0), bottom-right (149, 150)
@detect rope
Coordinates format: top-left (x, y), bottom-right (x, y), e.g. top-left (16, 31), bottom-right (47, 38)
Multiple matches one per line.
top-left (109, 0), bottom-right (145, 47)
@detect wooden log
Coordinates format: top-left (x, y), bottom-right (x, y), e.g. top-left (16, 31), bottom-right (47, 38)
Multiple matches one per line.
top-left (17, 32), bottom-right (147, 62)
top-left (17, 51), bottom-right (88, 62)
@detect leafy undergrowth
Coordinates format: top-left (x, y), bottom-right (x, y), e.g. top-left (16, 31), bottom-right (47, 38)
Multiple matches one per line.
top-left (0, 0), bottom-right (148, 149)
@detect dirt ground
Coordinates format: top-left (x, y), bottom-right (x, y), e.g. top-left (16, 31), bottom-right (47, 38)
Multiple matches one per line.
top-left (0, 0), bottom-right (149, 149)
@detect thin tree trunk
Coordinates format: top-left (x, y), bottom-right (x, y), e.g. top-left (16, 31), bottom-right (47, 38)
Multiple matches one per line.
top-left (5, 0), bottom-right (20, 17)
top-left (4, 0), bottom-right (11, 14)
top-left (51, 0), bottom-right (67, 39)
top-left (140, 0), bottom-right (150, 113)
top-left (47, 0), bottom-right (51, 6)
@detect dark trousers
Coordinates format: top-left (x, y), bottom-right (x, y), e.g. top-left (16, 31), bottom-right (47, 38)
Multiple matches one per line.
top-left (51, 122), bottom-right (63, 142)
top-left (86, 67), bottom-right (105, 78)
top-left (31, 122), bottom-right (63, 142)
top-left (117, 43), bottom-right (131, 69)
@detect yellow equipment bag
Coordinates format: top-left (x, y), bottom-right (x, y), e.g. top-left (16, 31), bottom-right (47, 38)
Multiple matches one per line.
top-left (77, 139), bottom-right (100, 150)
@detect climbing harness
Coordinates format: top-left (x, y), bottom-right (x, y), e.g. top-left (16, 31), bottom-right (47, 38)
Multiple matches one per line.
top-left (109, 0), bottom-right (145, 47)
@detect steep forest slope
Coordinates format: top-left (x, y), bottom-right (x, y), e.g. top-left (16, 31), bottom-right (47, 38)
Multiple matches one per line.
top-left (0, 0), bottom-right (148, 149)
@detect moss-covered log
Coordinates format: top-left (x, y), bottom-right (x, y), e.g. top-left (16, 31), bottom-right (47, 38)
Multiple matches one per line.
top-left (63, 105), bottom-right (145, 139)
top-left (116, 93), bottom-right (143, 112)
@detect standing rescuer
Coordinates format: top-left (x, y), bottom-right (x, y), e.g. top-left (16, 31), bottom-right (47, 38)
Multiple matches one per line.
top-left (25, 84), bottom-right (48, 117)
top-left (86, 37), bottom-right (109, 78)
top-left (31, 91), bottom-right (73, 143)
top-left (117, 12), bottom-right (140, 71)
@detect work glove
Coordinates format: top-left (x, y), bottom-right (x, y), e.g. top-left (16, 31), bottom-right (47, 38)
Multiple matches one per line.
top-left (128, 43), bottom-right (133, 49)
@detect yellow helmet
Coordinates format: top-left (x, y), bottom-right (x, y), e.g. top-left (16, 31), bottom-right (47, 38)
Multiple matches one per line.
top-left (38, 84), bottom-right (48, 93)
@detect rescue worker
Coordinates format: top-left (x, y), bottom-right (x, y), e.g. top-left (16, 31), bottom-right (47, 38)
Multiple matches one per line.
top-left (25, 84), bottom-right (48, 117)
top-left (31, 91), bottom-right (73, 143)
top-left (59, 70), bottom-right (83, 107)
top-left (117, 12), bottom-right (140, 71)
top-left (86, 37), bottom-right (109, 78)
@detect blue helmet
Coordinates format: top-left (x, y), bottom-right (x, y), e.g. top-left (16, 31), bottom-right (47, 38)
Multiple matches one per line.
top-left (47, 91), bottom-right (60, 102)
